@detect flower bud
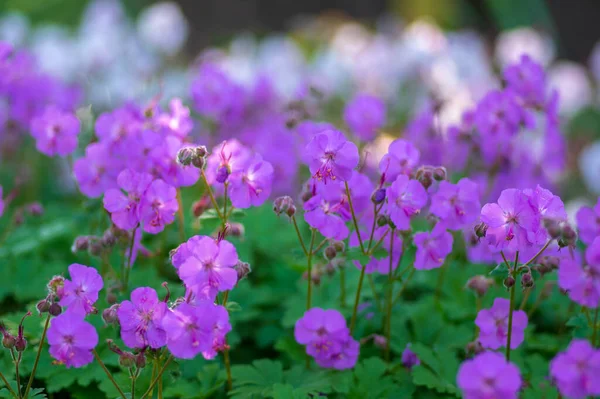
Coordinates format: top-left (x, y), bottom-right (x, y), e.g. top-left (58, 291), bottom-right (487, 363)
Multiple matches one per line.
top-left (192, 155), bottom-right (206, 169)
top-left (332, 241), bottom-right (345, 253)
top-left (401, 344), bottom-right (420, 369)
top-left (377, 214), bottom-right (390, 227)
top-left (89, 240), bottom-right (104, 256)
top-left (15, 336), bottom-right (26, 352)
top-left (373, 334), bottom-right (387, 349)
top-left (2, 334), bottom-right (16, 349)
top-left (433, 167), bottom-right (447, 181)
top-left (176, 147), bottom-right (195, 166)
top-left (324, 246), bottom-right (337, 260)
top-left (465, 340), bottom-right (484, 355)
top-left (192, 196), bottom-right (211, 218)
top-left (418, 171), bottom-right (433, 189)
top-left (273, 196), bottom-right (294, 217)
top-left (521, 272), bottom-right (534, 288)
top-left (47, 276), bottom-right (65, 298)
top-left (234, 261), bottom-right (251, 282)
top-left (135, 352), bottom-right (146, 368)
top-left (195, 145), bottom-right (208, 158)
top-left (36, 299), bottom-right (51, 314)
top-left (474, 222), bottom-right (488, 238)
top-left (371, 188), bottom-right (386, 205)
top-left (102, 229), bottom-right (117, 248)
top-left (503, 276), bottom-right (515, 288)
top-left (286, 205), bottom-right (296, 218)
top-left (301, 190), bottom-right (313, 203)
top-left (536, 256), bottom-right (559, 276)
top-left (71, 236), bottom-right (90, 252)
top-left (559, 224), bottom-right (577, 247)
top-left (215, 166), bottom-right (230, 183)
top-left (26, 202), bottom-right (44, 216)
top-left (102, 304), bottom-right (120, 325)
top-left (227, 223), bottom-right (245, 238)
top-left (466, 275), bottom-right (494, 297)
top-left (107, 292), bottom-right (117, 305)
top-left (49, 303), bottom-right (62, 316)
top-left (543, 218), bottom-right (561, 239)
top-left (119, 352), bottom-right (136, 368)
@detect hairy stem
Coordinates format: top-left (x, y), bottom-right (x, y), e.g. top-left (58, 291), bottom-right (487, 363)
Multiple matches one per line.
top-left (306, 229), bottom-right (317, 310)
top-left (200, 170), bottom-right (224, 222)
top-left (522, 239), bottom-right (552, 267)
top-left (93, 349), bottom-right (127, 399)
top-left (340, 267), bottom-right (346, 308)
top-left (385, 228), bottom-right (395, 362)
top-left (23, 314), bottom-right (51, 399)
top-left (0, 370), bottom-right (17, 398)
top-left (140, 356), bottom-right (173, 399)
top-left (123, 225), bottom-right (138, 291)
top-left (10, 350), bottom-right (21, 399)
top-left (344, 182), bottom-right (364, 253)
top-left (291, 216), bottom-right (308, 257)
top-left (350, 263), bottom-right (367, 334)
top-left (367, 275), bottom-right (382, 313)
top-left (505, 252), bottom-right (519, 361)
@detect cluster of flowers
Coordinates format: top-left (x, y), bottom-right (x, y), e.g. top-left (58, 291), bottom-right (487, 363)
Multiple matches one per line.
top-left (294, 308), bottom-right (359, 369)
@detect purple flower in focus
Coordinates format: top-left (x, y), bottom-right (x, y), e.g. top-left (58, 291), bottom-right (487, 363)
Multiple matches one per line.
top-left (430, 178), bottom-right (481, 230)
top-left (475, 297), bottom-right (528, 349)
top-left (414, 224), bottom-right (453, 270)
top-left (550, 339), bottom-right (600, 399)
top-left (47, 312), bottom-right (98, 368)
top-left (304, 184), bottom-right (350, 240)
top-left (457, 351), bottom-right (522, 399)
top-left (343, 94), bottom-right (386, 141)
top-left (480, 188), bottom-right (539, 253)
top-left (117, 287), bottom-right (167, 349)
top-left (59, 264), bottom-right (104, 316)
top-left (162, 301), bottom-right (231, 360)
top-left (386, 175), bottom-right (428, 230)
top-left (503, 54), bottom-right (546, 108)
top-left (294, 308), bottom-right (359, 370)
top-left (73, 143), bottom-right (119, 198)
top-left (558, 237), bottom-right (600, 308)
top-left (138, 179), bottom-right (178, 234)
top-left (576, 199), bottom-right (600, 245)
top-left (103, 169), bottom-right (153, 230)
top-left (306, 129), bottom-right (359, 184)
top-left (525, 185), bottom-right (566, 221)
top-left (379, 139), bottom-right (420, 183)
top-left (401, 344), bottom-right (420, 369)
top-left (30, 106), bottom-right (80, 157)
top-left (177, 236), bottom-right (239, 301)
top-left (228, 155), bottom-right (274, 209)
top-left (205, 139), bottom-right (252, 186)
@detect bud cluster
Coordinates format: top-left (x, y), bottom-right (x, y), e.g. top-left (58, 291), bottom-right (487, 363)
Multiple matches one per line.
top-left (273, 196), bottom-right (296, 218)
top-left (177, 145), bottom-right (208, 169)
top-left (415, 165), bottom-right (447, 188)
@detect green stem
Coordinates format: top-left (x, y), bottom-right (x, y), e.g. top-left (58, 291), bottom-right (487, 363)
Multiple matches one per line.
top-left (222, 183), bottom-right (228, 225)
top-left (175, 189), bottom-right (185, 242)
top-left (148, 360), bottom-right (157, 399)
top-left (291, 216), bottom-right (308, 257)
top-left (224, 347), bottom-right (233, 391)
top-left (93, 349), bottom-right (127, 399)
top-left (200, 170), bottom-right (225, 222)
top-left (349, 264), bottom-right (367, 334)
top-left (385, 228), bottom-right (395, 362)
top-left (11, 350), bottom-right (21, 399)
top-left (340, 267), bottom-right (346, 308)
top-left (140, 356), bottom-right (173, 399)
top-left (130, 368), bottom-right (137, 399)
top-left (592, 307), bottom-right (599, 347)
top-left (23, 314), bottom-right (51, 399)
top-left (519, 287), bottom-right (532, 310)
top-left (366, 203), bottom-right (380, 251)
top-left (0, 370), bottom-right (17, 398)
top-left (522, 239), bottom-right (552, 267)
top-left (434, 264), bottom-right (447, 303)
top-left (505, 252), bottom-right (519, 362)
top-left (344, 182), bottom-right (365, 253)
top-left (123, 225), bottom-right (138, 291)
top-left (306, 230), bottom-right (317, 310)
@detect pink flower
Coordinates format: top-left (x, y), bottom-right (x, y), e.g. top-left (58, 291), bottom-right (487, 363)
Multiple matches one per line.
top-left (73, 143), bottom-right (119, 198)
top-left (576, 199), bottom-right (600, 245)
top-left (475, 297), bottom-right (528, 350)
top-left (47, 312), bottom-right (98, 368)
top-left (30, 106), bottom-right (80, 157)
top-left (306, 129), bottom-right (359, 184)
top-left (457, 351), bottom-right (522, 399)
top-left (117, 287), bottom-right (167, 349)
top-left (550, 339), bottom-right (600, 399)
top-left (59, 264), bottom-right (104, 316)
top-left (558, 237), bottom-right (600, 308)
top-left (138, 179), bottom-right (178, 234)
top-left (430, 178), bottom-right (481, 230)
top-left (379, 139), bottom-right (420, 183)
top-left (386, 175), bottom-right (428, 230)
top-left (228, 155), bottom-right (274, 209)
top-left (304, 183), bottom-right (350, 240)
top-left (103, 169), bottom-right (154, 230)
top-left (413, 224), bottom-right (453, 270)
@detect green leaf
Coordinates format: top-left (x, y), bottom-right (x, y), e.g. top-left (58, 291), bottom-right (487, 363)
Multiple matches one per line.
top-left (226, 301), bottom-right (243, 312)
top-left (270, 384), bottom-right (297, 399)
top-left (566, 314), bottom-right (591, 338)
top-left (198, 209), bottom-right (221, 221)
top-left (346, 247), bottom-right (371, 265)
top-left (489, 262), bottom-right (509, 277)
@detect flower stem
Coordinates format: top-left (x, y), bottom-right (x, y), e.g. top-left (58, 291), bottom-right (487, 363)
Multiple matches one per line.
top-left (385, 228), bottom-right (395, 363)
top-left (519, 287), bottom-right (532, 310)
top-left (224, 347), bottom-right (233, 391)
top-left (10, 350), bottom-right (21, 398)
top-left (505, 251), bottom-right (519, 362)
top-left (592, 307), bottom-right (599, 347)
top-left (93, 349), bottom-right (127, 399)
top-left (344, 182), bottom-right (365, 253)
top-left (0, 370), bottom-right (17, 398)
top-left (340, 267), bottom-right (346, 308)
top-left (123, 225), bottom-right (138, 291)
top-left (306, 229), bottom-right (317, 310)
top-left (22, 314), bottom-right (51, 399)
top-left (366, 203), bottom-right (381, 251)
top-left (392, 267), bottom-right (415, 306)
top-left (434, 264), bottom-right (447, 303)
top-left (148, 360), bottom-right (157, 399)
top-left (130, 368), bottom-right (136, 399)
top-left (350, 264), bottom-right (367, 335)
top-left (291, 216), bottom-right (308, 257)
top-left (200, 170), bottom-right (224, 222)
top-left (175, 189), bottom-right (186, 242)
top-left (222, 183), bottom-right (228, 224)
top-left (522, 239), bottom-right (552, 267)
top-left (140, 356), bottom-right (173, 399)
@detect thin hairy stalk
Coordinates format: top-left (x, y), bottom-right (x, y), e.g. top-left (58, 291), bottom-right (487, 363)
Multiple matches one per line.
top-left (306, 229), bottom-right (317, 310)
top-left (130, 368), bottom-right (137, 399)
top-left (123, 225), bottom-right (138, 291)
top-left (434, 264), bottom-right (447, 303)
top-left (344, 181), bottom-right (365, 253)
top-left (385, 228), bottom-right (395, 362)
top-left (222, 183), bottom-right (228, 224)
top-left (519, 288), bottom-right (532, 310)
top-left (312, 238), bottom-right (328, 256)
top-left (349, 263), bottom-right (367, 334)
top-left (291, 216), bottom-right (308, 257)
top-left (505, 252), bottom-right (519, 361)
top-left (368, 229), bottom-right (390, 255)
top-left (522, 239), bottom-right (552, 267)
top-left (93, 349), bottom-right (127, 399)
top-left (200, 170), bottom-right (224, 222)
top-left (140, 356), bottom-right (173, 399)
top-left (148, 360), bottom-right (157, 399)
top-left (10, 350), bottom-right (21, 398)
top-left (23, 314), bottom-right (51, 399)
top-left (224, 348), bottom-right (233, 391)
top-left (366, 203), bottom-right (381, 251)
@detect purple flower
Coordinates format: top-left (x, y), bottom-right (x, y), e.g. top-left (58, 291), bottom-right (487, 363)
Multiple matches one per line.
top-left (190, 63), bottom-right (244, 124)
top-left (304, 184), bottom-right (350, 240)
top-left (103, 169), bottom-right (154, 230)
top-left (480, 188), bottom-right (539, 253)
top-left (294, 308), bottom-right (359, 370)
top-left (558, 237), bottom-right (600, 308)
top-left (150, 136), bottom-right (200, 188)
top-left (386, 175), bottom-right (428, 230)
top-left (228, 155), bottom-right (274, 209)
top-left (117, 287), bottom-right (167, 349)
top-left (414, 224), bottom-right (453, 270)
top-left (306, 129), bottom-right (359, 184)
top-left (47, 312), bottom-right (98, 368)
top-left (576, 199), bottom-right (600, 245)
top-left (401, 344), bottom-right (420, 369)
top-left (525, 185), bottom-right (566, 220)
top-left (162, 301), bottom-right (231, 360)
top-left (379, 139), bottom-right (420, 183)
top-left (157, 98), bottom-right (193, 138)
top-left (503, 54), bottom-right (546, 108)
top-left (430, 178), bottom-right (481, 230)
top-left (205, 139), bottom-right (252, 186)
top-left (550, 339), bottom-right (600, 399)
top-left (343, 94), bottom-right (386, 141)
top-left (59, 264), bottom-right (104, 316)
top-left (73, 143), bottom-right (119, 198)
top-left (177, 236), bottom-right (239, 301)
top-left (30, 106), bottom-right (80, 157)
top-left (457, 351), bottom-right (522, 399)
top-left (475, 297), bottom-right (528, 350)
top-left (138, 179), bottom-right (178, 234)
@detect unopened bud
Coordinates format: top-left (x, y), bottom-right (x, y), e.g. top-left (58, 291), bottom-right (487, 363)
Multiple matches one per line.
top-left (119, 352), bottom-right (136, 368)
top-left (418, 171), bottom-right (433, 189)
top-left (191, 155), bottom-right (206, 169)
top-left (102, 229), bottom-right (117, 248)
top-left (234, 261), bottom-right (251, 282)
top-left (373, 334), bottom-right (387, 349)
top-left (324, 246), bottom-right (337, 260)
top-left (48, 303), bottom-right (62, 316)
top-left (466, 340), bottom-right (484, 355)
top-left (107, 292), bottom-right (117, 305)
top-left (2, 334), bottom-right (16, 349)
top-left (377, 214), bottom-right (390, 227)
top-left (466, 275), bottom-right (494, 297)
top-left (26, 202), bottom-right (44, 216)
top-left (192, 196), bottom-right (211, 218)
top-left (536, 256), bottom-right (559, 276)
top-left (102, 304), bottom-right (120, 325)
top-left (15, 336), bottom-right (26, 352)
top-left (89, 240), bottom-right (104, 256)
top-left (371, 188), bottom-right (386, 205)
top-left (47, 276), bottom-right (65, 297)
top-left (215, 166), bottom-right (230, 183)
top-left (195, 145), bottom-right (208, 158)
top-left (474, 222), bottom-right (488, 238)
top-left (543, 218), bottom-right (561, 239)
top-left (332, 241), bottom-right (345, 253)
top-left (72, 236), bottom-right (90, 252)
top-left (521, 272), bottom-right (534, 288)
top-left (176, 147), bottom-right (195, 166)
top-left (273, 196), bottom-right (295, 217)
top-left (503, 276), bottom-right (515, 288)
top-left (559, 224), bottom-right (577, 247)
top-left (433, 167), bottom-right (447, 181)
top-left (36, 299), bottom-right (51, 314)
top-left (135, 352), bottom-right (146, 368)
top-left (301, 190), bottom-right (313, 203)
top-left (227, 223), bottom-right (245, 238)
